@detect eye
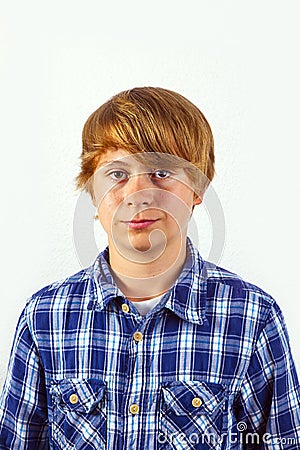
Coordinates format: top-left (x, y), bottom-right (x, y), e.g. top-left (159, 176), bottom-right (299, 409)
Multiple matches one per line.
top-left (151, 169), bottom-right (171, 179)
top-left (108, 170), bottom-right (128, 181)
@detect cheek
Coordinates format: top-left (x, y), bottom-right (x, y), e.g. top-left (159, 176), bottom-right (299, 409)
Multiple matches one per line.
top-left (97, 192), bottom-right (123, 226)
top-left (176, 185), bottom-right (195, 204)
top-left (94, 179), bottom-right (124, 207)
top-left (161, 186), bottom-right (194, 213)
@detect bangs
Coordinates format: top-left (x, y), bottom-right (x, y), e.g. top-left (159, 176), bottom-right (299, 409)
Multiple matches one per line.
top-left (82, 92), bottom-right (187, 159)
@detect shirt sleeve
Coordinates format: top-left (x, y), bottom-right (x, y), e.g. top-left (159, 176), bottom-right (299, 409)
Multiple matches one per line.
top-left (0, 307), bottom-right (49, 449)
top-left (234, 301), bottom-right (300, 449)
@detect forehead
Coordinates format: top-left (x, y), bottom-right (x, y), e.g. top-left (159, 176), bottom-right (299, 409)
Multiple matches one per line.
top-left (97, 149), bottom-right (144, 170)
top-left (96, 149), bottom-right (191, 172)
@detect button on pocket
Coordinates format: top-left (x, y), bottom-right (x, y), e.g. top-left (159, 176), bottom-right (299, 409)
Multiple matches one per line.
top-left (159, 380), bottom-right (228, 450)
top-left (69, 394), bottom-right (79, 405)
top-left (50, 378), bottom-right (107, 450)
top-left (191, 397), bottom-right (202, 408)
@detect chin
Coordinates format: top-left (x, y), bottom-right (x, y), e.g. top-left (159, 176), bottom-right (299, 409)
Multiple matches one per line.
top-left (129, 236), bottom-right (154, 253)
top-left (128, 233), bottom-right (167, 257)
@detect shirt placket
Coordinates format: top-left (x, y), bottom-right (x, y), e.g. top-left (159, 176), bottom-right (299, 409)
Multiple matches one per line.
top-left (121, 315), bottom-right (145, 449)
top-left (117, 302), bottom-right (161, 450)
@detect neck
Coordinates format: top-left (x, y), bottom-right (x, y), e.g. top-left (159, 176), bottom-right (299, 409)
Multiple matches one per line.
top-left (108, 237), bottom-right (187, 302)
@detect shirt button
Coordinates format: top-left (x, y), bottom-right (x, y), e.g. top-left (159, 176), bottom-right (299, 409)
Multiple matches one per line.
top-left (122, 303), bottom-right (130, 313)
top-left (192, 397), bottom-right (202, 408)
top-left (133, 331), bottom-right (143, 342)
top-left (69, 394), bottom-right (79, 404)
top-left (129, 403), bottom-right (139, 414)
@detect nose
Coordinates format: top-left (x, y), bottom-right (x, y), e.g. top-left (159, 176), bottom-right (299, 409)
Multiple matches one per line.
top-left (124, 173), bottom-right (156, 207)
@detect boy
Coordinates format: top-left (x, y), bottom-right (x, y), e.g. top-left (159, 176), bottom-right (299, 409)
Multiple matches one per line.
top-left (0, 87), bottom-right (299, 449)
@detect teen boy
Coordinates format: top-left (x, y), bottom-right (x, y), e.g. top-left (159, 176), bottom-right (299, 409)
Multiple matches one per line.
top-left (0, 87), bottom-right (299, 449)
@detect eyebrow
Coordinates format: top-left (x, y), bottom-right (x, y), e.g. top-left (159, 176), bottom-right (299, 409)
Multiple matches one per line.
top-left (99, 160), bottom-right (132, 169)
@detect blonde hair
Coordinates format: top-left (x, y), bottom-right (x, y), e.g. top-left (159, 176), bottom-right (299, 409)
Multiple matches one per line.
top-left (75, 87), bottom-right (215, 195)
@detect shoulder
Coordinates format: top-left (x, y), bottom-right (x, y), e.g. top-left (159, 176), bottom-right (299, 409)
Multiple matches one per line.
top-left (205, 261), bottom-right (273, 300)
top-left (24, 265), bottom-right (95, 315)
top-left (188, 238), bottom-right (275, 310)
top-left (200, 259), bottom-right (278, 322)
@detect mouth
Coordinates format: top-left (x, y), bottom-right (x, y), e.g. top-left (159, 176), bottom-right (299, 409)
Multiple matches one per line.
top-left (122, 219), bottom-right (159, 229)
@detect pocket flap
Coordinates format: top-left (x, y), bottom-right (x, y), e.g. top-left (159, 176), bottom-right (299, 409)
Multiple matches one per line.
top-left (161, 380), bottom-right (227, 416)
top-left (50, 378), bottom-right (106, 413)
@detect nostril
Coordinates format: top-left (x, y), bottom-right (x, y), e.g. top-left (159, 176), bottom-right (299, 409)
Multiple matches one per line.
top-left (126, 199), bottom-right (151, 207)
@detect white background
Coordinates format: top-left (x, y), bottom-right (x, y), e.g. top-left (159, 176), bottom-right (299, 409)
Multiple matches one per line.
top-left (0, 0), bottom-right (299, 388)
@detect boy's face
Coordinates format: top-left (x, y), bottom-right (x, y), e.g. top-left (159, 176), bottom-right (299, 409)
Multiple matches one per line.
top-left (92, 149), bottom-right (201, 262)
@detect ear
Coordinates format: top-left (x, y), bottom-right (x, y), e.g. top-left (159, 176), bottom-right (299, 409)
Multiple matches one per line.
top-left (90, 189), bottom-right (97, 207)
top-left (92, 195), bottom-right (97, 208)
top-left (193, 192), bottom-right (202, 206)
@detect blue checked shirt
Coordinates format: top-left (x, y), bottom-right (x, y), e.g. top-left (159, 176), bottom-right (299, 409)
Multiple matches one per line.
top-left (0, 237), bottom-right (299, 449)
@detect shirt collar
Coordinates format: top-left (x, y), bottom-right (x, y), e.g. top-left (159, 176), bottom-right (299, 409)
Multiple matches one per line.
top-left (89, 237), bottom-right (208, 325)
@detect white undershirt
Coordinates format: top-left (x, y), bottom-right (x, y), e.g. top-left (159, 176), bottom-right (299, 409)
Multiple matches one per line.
top-left (118, 290), bottom-right (164, 316)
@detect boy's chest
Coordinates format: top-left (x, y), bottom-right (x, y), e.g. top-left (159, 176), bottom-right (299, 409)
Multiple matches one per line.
top-left (45, 307), bottom-right (248, 450)
top-left (41, 304), bottom-right (254, 390)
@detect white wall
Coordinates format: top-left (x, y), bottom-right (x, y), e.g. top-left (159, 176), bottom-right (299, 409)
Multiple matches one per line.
top-left (1, 0), bottom-right (299, 388)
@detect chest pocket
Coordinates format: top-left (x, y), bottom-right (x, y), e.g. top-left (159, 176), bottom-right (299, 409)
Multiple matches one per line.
top-left (159, 380), bottom-right (228, 450)
top-left (50, 378), bottom-right (106, 450)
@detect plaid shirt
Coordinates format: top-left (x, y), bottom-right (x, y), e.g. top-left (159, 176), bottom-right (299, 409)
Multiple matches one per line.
top-left (0, 237), bottom-right (299, 449)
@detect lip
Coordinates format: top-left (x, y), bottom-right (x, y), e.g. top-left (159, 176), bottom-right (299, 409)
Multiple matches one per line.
top-left (122, 219), bottom-right (159, 229)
